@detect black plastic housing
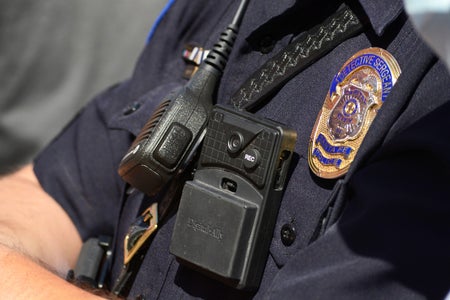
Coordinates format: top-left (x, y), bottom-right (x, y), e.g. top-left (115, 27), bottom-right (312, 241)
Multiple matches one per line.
top-left (170, 104), bottom-right (297, 290)
top-left (118, 64), bottom-right (219, 196)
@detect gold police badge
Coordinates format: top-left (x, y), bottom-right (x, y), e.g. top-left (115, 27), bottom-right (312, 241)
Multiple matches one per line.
top-left (308, 48), bottom-right (401, 178)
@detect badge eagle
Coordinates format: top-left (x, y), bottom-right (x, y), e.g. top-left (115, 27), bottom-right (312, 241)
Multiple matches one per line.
top-left (308, 47), bottom-right (401, 178)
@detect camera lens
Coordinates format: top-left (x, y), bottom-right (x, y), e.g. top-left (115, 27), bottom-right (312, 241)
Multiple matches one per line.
top-left (227, 132), bottom-right (244, 154)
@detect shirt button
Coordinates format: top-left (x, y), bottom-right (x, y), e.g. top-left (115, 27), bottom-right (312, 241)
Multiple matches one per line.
top-left (281, 223), bottom-right (296, 246)
top-left (259, 35), bottom-right (275, 54)
top-left (123, 102), bottom-right (141, 115)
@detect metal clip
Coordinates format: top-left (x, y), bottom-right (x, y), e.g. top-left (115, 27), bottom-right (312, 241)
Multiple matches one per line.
top-left (123, 202), bottom-right (158, 265)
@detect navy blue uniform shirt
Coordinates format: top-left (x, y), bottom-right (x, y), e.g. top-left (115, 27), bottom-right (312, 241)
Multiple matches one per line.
top-left (34, 0), bottom-right (450, 298)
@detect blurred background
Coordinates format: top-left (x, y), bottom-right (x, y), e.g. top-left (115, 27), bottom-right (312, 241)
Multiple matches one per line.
top-left (0, 0), bottom-right (166, 173)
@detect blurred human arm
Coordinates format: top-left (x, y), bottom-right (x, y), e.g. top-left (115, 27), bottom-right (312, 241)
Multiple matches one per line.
top-left (0, 164), bottom-right (104, 299)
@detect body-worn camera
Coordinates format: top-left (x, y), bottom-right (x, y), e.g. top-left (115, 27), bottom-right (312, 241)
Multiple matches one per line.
top-left (170, 104), bottom-right (297, 290)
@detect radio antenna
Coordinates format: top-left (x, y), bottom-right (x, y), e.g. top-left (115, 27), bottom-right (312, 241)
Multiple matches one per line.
top-left (203, 0), bottom-right (250, 73)
top-left (232, 0), bottom-right (250, 29)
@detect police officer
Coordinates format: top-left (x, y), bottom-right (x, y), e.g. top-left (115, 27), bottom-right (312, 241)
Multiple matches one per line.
top-left (1, 0), bottom-right (450, 299)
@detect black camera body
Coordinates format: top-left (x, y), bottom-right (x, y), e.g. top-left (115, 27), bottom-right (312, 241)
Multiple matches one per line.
top-left (170, 104), bottom-right (297, 290)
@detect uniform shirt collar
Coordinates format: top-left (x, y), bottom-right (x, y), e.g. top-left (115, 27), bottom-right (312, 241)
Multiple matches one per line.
top-left (357, 0), bottom-right (404, 36)
top-left (255, 0), bottom-right (405, 37)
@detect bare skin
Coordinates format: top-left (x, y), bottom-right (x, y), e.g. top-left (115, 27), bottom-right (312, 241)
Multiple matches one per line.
top-left (0, 165), bottom-right (105, 299)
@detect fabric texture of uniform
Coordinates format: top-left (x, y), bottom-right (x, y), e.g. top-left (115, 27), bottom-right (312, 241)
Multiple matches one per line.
top-left (34, 0), bottom-right (450, 298)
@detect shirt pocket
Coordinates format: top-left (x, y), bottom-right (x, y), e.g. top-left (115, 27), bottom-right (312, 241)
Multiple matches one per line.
top-left (106, 82), bottom-right (183, 137)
